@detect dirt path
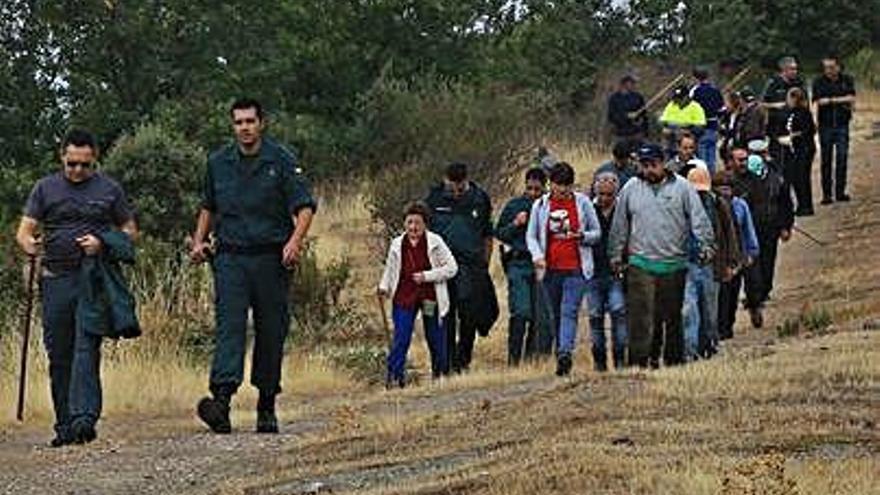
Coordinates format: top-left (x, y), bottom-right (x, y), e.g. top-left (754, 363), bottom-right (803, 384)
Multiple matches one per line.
top-left (2, 121), bottom-right (879, 495)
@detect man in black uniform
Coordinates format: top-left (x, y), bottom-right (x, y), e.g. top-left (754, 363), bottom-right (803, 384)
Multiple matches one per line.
top-left (812, 55), bottom-right (857, 203)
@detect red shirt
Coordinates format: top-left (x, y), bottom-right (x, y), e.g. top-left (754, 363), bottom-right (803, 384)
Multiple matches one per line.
top-left (393, 234), bottom-right (436, 309)
top-left (546, 196), bottom-right (581, 271)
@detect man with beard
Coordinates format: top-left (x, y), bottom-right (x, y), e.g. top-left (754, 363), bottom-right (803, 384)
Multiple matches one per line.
top-left (609, 143), bottom-right (714, 368)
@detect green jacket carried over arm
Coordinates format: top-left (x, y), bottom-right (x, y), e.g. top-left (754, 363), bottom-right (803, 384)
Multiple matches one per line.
top-left (78, 230), bottom-right (140, 339)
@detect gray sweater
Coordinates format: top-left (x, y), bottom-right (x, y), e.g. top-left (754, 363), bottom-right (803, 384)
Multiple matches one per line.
top-left (609, 174), bottom-right (715, 265)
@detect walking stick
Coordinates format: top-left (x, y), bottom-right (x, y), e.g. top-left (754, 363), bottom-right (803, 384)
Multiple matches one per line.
top-left (16, 254), bottom-right (38, 421)
top-left (376, 293), bottom-right (391, 341)
top-left (792, 225), bottom-right (827, 247)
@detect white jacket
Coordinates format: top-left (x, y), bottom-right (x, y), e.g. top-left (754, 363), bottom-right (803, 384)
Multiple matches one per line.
top-left (378, 231), bottom-right (458, 317)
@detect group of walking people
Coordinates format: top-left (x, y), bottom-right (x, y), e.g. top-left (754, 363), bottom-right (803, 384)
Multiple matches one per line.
top-left (15, 54), bottom-right (857, 445)
top-left (383, 54), bottom-right (855, 383)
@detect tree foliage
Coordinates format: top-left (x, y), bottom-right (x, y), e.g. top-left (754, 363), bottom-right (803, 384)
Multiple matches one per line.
top-left (0, 0), bottom-right (877, 193)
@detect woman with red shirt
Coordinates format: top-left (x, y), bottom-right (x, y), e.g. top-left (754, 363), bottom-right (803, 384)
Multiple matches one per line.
top-left (378, 202), bottom-right (458, 388)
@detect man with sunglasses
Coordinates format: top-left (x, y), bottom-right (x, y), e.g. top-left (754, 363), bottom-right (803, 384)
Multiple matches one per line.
top-left (190, 98), bottom-right (316, 435)
top-left (495, 167), bottom-right (551, 365)
top-left (426, 162), bottom-right (497, 373)
top-left (17, 129), bottom-right (137, 447)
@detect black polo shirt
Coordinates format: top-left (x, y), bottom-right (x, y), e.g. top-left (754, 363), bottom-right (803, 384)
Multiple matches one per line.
top-left (812, 73), bottom-right (856, 129)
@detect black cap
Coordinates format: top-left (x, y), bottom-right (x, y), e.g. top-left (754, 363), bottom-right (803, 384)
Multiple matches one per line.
top-left (637, 143), bottom-right (665, 162)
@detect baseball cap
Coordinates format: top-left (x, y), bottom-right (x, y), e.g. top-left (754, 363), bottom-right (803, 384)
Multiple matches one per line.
top-left (637, 143), bottom-right (665, 162)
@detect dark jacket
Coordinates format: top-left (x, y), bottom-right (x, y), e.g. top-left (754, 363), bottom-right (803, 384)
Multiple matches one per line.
top-left (78, 231), bottom-right (140, 339)
top-left (495, 195), bottom-right (534, 266)
top-left (691, 82), bottom-right (724, 130)
top-left (607, 91), bottom-right (648, 138)
top-left (735, 102), bottom-right (767, 147)
top-left (426, 181), bottom-right (493, 266)
top-left (733, 169), bottom-right (794, 236)
top-left (783, 107), bottom-right (817, 160)
top-left (812, 73), bottom-right (856, 129)
top-left (763, 75), bottom-right (806, 137)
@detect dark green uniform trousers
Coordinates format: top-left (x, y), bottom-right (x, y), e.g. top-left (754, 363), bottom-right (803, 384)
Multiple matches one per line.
top-left (504, 260), bottom-right (553, 363)
top-left (210, 252), bottom-right (290, 396)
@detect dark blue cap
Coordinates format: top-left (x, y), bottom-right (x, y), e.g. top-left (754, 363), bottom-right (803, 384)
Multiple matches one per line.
top-left (637, 143), bottom-right (665, 162)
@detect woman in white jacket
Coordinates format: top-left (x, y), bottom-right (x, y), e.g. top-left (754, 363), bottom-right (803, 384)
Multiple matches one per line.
top-left (378, 202), bottom-right (458, 388)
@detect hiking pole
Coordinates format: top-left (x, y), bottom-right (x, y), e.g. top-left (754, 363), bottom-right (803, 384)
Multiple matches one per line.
top-left (16, 254), bottom-right (38, 421)
top-left (792, 225), bottom-right (827, 247)
top-left (376, 293), bottom-right (391, 341)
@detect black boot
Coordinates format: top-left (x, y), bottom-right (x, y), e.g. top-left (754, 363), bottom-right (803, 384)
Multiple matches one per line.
top-left (555, 353), bottom-right (573, 377)
top-left (197, 385), bottom-right (232, 434)
top-left (592, 346), bottom-right (608, 372)
top-left (256, 390), bottom-right (279, 434)
top-left (71, 418), bottom-right (97, 444)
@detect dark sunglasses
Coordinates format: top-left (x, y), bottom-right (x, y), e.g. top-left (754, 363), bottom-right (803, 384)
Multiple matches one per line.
top-left (66, 161), bottom-right (93, 169)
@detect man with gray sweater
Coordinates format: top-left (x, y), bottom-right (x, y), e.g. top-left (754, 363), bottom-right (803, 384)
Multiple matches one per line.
top-left (609, 143), bottom-right (715, 368)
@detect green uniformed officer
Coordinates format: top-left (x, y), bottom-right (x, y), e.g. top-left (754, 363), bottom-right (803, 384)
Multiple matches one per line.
top-left (495, 167), bottom-right (552, 365)
top-left (425, 162), bottom-right (497, 373)
top-left (190, 98), bottom-right (316, 434)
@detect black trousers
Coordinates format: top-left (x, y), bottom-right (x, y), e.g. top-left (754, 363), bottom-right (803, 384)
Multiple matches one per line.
top-left (718, 273), bottom-right (743, 340)
top-left (445, 278), bottom-right (477, 373)
top-left (744, 229), bottom-right (779, 309)
top-left (784, 147), bottom-right (815, 214)
top-left (819, 126), bottom-right (850, 199)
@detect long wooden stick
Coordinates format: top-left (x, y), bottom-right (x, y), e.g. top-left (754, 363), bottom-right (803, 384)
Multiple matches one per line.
top-left (16, 255), bottom-right (38, 422)
top-left (376, 294), bottom-right (391, 341)
top-left (723, 65), bottom-right (752, 93)
top-left (633, 73), bottom-right (686, 116)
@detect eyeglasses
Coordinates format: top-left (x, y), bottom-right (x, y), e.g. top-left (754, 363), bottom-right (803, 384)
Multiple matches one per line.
top-left (65, 161), bottom-right (93, 169)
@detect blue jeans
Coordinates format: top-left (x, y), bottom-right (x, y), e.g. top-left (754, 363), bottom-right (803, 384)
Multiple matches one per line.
top-left (388, 304), bottom-right (446, 382)
top-left (682, 263), bottom-right (720, 361)
top-left (543, 270), bottom-right (587, 357)
top-left (819, 126), bottom-right (850, 198)
top-left (586, 275), bottom-right (627, 368)
top-left (41, 272), bottom-right (104, 438)
top-left (698, 128), bottom-right (718, 174)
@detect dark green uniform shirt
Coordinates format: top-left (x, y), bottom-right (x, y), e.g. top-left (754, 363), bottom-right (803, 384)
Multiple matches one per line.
top-left (425, 181), bottom-right (492, 266)
top-left (495, 195), bottom-right (533, 263)
top-left (202, 138), bottom-right (316, 248)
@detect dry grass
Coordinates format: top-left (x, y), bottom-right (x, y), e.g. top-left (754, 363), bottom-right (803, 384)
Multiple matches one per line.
top-left (0, 335), bottom-right (355, 428)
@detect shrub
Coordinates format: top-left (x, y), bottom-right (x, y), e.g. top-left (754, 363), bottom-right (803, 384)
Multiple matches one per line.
top-left (355, 73), bottom-right (554, 237)
top-left (103, 122), bottom-right (204, 242)
top-left (776, 305), bottom-right (834, 338)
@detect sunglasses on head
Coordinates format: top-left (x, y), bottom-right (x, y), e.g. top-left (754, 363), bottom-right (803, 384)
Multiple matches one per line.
top-left (66, 161), bottom-right (93, 169)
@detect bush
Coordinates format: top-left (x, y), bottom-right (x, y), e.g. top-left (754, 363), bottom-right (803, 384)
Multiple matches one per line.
top-left (103, 122), bottom-right (204, 242)
top-left (777, 305), bottom-right (834, 338)
top-left (355, 73), bottom-right (554, 237)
